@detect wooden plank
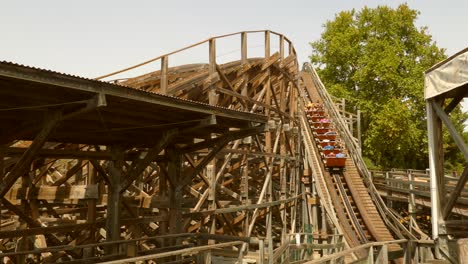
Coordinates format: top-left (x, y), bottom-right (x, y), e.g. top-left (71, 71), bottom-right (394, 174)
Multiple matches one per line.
top-left (4, 185), bottom-right (98, 200)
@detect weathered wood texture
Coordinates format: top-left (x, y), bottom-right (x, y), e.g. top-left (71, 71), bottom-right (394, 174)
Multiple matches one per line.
top-left (0, 30), bottom-right (305, 263)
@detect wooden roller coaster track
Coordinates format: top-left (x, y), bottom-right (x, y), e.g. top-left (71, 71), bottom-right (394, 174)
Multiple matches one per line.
top-left (0, 30), bottom-right (424, 263)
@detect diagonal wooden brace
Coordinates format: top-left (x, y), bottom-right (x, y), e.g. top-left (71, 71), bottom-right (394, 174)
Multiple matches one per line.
top-left (0, 110), bottom-right (62, 198)
top-left (120, 129), bottom-right (178, 193)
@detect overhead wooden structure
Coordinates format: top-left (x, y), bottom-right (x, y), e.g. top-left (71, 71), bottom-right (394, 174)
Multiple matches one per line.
top-left (425, 47), bottom-right (468, 262)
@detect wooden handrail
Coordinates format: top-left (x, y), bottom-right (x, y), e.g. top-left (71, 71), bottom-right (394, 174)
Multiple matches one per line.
top-left (302, 239), bottom-right (408, 264)
top-left (95, 30), bottom-right (296, 80)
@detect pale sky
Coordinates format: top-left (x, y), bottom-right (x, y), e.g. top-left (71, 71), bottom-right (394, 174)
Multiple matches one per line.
top-left (1, 0), bottom-right (467, 80)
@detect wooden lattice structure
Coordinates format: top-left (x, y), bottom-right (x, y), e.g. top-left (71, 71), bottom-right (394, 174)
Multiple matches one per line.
top-left (0, 31), bottom-right (303, 263)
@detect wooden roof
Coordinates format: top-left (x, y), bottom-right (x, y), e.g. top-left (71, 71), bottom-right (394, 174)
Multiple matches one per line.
top-left (0, 61), bottom-right (267, 147)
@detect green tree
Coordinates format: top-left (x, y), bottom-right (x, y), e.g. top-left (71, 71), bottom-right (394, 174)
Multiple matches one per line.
top-left (310, 4), bottom-right (447, 169)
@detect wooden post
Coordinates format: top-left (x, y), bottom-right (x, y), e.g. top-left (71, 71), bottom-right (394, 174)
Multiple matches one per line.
top-left (279, 35), bottom-right (285, 59)
top-left (427, 99), bottom-right (448, 259)
top-left (385, 171), bottom-right (393, 208)
top-left (84, 164), bottom-right (97, 258)
top-left (367, 245), bottom-right (374, 264)
top-left (241, 32), bottom-right (247, 64)
top-left (408, 170), bottom-right (417, 236)
top-left (209, 39), bottom-right (218, 106)
top-left (357, 109), bottom-right (362, 154)
top-left (159, 163), bottom-right (168, 247)
top-left (241, 149), bottom-right (250, 251)
top-left (168, 146), bottom-right (182, 236)
top-left (160, 56), bottom-right (168, 95)
top-left (458, 238), bottom-right (468, 263)
top-left (265, 31), bottom-right (270, 58)
top-left (241, 32), bottom-right (249, 112)
top-left (206, 161), bottom-right (216, 264)
top-left (259, 239), bottom-right (265, 264)
top-left (106, 146), bottom-right (124, 255)
top-left (375, 244), bottom-right (388, 264)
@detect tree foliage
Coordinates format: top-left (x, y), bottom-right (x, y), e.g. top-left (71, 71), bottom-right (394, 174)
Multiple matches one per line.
top-left (310, 4), bottom-right (450, 169)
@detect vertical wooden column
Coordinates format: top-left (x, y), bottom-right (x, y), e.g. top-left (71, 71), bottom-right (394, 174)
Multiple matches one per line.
top-left (16, 168), bottom-right (31, 264)
top-left (357, 109), bottom-right (362, 154)
top-left (279, 35), bottom-right (284, 59)
top-left (0, 151), bottom-right (4, 181)
top-left (241, 152), bottom-right (250, 237)
top-left (385, 171), bottom-right (393, 208)
top-left (427, 98), bottom-right (447, 259)
top-left (209, 39), bottom-right (218, 106)
top-left (167, 146), bottom-right (182, 236)
top-left (159, 163), bottom-right (168, 247)
top-left (106, 146), bottom-right (124, 255)
top-left (278, 34), bottom-right (288, 247)
top-left (160, 56), bottom-right (168, 95)
top-left (241, 32), bottom-right (247, 64)
top-left (241, 32), bottom-right (249, 112)
top-left (263, 30), bottom-right (274, 264)
top-left (205, 160), bottom-right (216, 264)
top-left (408, 169), bottom-right (417, 236)
top-left (84, 163), bottom-right (97, 258)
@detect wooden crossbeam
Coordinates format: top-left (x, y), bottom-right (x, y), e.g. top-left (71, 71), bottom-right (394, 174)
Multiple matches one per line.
top-left (5, 185), bottom-right (98, 201)
top-left (443, 165), bottom-right (468, 219)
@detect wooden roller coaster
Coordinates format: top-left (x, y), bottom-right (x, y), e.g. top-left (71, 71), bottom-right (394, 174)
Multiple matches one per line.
top-left (0, 30), bottom-right (440, 263)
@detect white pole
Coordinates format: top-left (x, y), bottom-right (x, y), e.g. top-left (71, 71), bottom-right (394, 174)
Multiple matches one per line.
top-left (426, 100), bottom-right (439, 240)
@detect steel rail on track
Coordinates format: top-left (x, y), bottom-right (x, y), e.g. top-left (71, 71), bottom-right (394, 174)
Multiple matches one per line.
top-left (331, 172), bottom-right (369, 243)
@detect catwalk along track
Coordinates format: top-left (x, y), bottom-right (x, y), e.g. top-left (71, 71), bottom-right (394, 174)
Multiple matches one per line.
top-left (0, 30), bottom-right (411, 263)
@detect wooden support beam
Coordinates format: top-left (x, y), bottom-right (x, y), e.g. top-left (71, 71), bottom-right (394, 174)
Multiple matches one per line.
top-left (179, 126), bottom-right (263, 154)
top-left (216, 64), bottom-right (248, 108)
top-left (432, 100), bottom-right (468, 160)
top-left (444, 94), bottom-right (464, 114)
top-left (121, 129), bottom-right (177, 192)
top-left (161, 56), bottom-right (168, 95)
top-left (209, 38), bottom-right (218, 106)
top-left (0, 110), bottom-right (62, 198)
top-left (443, 165), bottom-right (468, 219)
top-left (106, 146), bottom-right (124, 255)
